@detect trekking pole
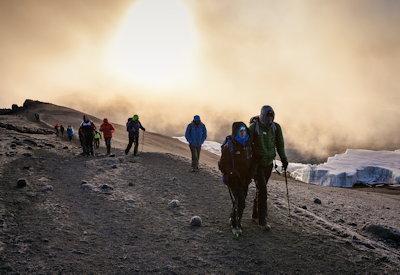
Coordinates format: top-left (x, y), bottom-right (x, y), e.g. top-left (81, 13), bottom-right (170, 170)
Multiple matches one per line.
top-left (284, 168), bottom-right (291, 222)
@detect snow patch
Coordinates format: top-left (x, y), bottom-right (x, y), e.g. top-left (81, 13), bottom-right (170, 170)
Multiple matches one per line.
top-left (173, 137), bottom-right (400, 187)
top-left (174, 136), bottom-right (221, 156)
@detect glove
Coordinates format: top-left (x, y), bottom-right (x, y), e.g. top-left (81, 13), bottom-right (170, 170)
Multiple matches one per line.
top-left (282, 159), bottom-right (289, 171)
top-left (143, 128), bottom-right (146, 131)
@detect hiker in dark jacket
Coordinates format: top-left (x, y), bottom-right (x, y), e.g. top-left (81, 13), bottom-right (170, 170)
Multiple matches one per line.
top-left (60, 125), bottom-right (65, 137)
top-left (249, 105), bottom-right (288, 230)
top-left (79, 115), bottom-right (96, 156)
top-left (185, 115), bottom-right (207, 172)
top-left (125, 114), bottom-right (145, 156)
top-left (219, 122), bottom-right (254, 235)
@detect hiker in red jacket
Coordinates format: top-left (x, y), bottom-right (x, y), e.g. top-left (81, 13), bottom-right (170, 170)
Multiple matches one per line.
top-left (100, 118), bottom-right (115, 155)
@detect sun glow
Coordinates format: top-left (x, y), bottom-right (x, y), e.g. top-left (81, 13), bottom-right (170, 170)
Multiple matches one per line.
top-left (104, 0), bottom-right (199, 88)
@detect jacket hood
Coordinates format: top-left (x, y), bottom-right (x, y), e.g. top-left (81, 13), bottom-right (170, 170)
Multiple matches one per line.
top-left (103, 118), bottom-right (108, 123)
top-left (231, 121), bottom-right (247, 136)
top-left (260, 105), bottom-right (275, 125)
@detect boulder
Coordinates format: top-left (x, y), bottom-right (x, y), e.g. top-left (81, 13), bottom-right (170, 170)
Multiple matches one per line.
top-left (41, 185), bottom-right (54, 192)
top-left (168, 199), bottom-right (180, 209)
top-left (23, 139), bottom-right (38, 147)
top-left (190, 216), bottom-right (202, 227)
top-left (313, 198), bottom-right (322, 204)
top-left (100, 184), bottom-right (113, 192)
top-left (16, 178), bottom-right (27, 188)
top-left (362, 224), bottom-right (400, 247)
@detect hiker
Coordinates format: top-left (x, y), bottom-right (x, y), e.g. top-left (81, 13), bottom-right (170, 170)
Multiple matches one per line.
top-left (249, 105), bottom-right (288, 230)
top-left (60, 125), bottom-right (65, 137)
top-left (125, 114), bottom-right (145, 156)
top-left (185, 115), bottom-right (207, 172)
top-left (100, 118), bottom-right (115, 155)
top-left (54, 124), bottom-right (60, 136)
top-left (79, 115), bottom-right (96, 156)
top-left (94, 130), bottom-right (102, 149)
top-left (66, 125), bottom-right (74, 141)
top-left (34, 113), bottom-right (40, 121)
top-left (219, 122), bottom-right (254, 236)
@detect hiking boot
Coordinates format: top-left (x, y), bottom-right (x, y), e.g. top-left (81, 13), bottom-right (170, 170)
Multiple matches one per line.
top-left (259, 223), bottom-right (271, 231)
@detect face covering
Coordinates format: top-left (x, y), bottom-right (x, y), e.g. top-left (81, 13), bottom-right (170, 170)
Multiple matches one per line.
top-left (235, 126), bottom-right (249, 145)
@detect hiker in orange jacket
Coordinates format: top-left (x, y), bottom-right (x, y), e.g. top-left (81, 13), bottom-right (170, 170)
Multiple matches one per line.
top-left (100, 118), bottom-right (115, 155)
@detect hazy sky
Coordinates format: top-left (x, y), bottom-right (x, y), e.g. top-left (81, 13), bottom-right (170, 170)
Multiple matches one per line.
top-left (0, 0), bottom-right (399, 161)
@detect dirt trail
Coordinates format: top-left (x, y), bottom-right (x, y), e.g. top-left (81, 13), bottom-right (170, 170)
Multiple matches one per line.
top-left (0, 112), bottom-right (399, 273)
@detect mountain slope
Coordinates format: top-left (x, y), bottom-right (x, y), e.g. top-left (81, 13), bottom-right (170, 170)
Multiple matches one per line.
top-left (0, 102), bottom-right (399, 273)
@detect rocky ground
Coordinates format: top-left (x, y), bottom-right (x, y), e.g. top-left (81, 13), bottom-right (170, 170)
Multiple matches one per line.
top-left (0, 111), bottom-right (399, 273)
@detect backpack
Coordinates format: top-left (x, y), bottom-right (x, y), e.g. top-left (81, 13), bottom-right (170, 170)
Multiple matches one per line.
top-left (126, 118), bottom-right (132, 131)
top-left (219, 136), bottom-right (252, 173)
top-left (250, 116), bottom-right (277, 143)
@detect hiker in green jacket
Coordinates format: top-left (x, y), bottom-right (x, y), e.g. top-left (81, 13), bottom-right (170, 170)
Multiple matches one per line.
top-left (249, 105), bottom-right (288, 230)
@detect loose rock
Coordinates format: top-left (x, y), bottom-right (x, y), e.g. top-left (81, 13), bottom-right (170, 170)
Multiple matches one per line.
top-left (41, 185), bottom-right (54, 192)
top-left (362, 224), bottom-right (400, 247)
top-left (168, 199), bottom-right (180, 209)
top-left (190, 216), bottom-right (202, 227)
top-left (313, 198), bottom-right (322, 204)
top-left (16, 178), bottom-right (27, 188)
top-left (301, 205), bottom-right (307, 210)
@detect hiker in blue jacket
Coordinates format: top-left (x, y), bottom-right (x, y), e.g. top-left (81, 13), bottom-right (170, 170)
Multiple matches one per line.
top-left (185, 115), bottom-right (207, 172)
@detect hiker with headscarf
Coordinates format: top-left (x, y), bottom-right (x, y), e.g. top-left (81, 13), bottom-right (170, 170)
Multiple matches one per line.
top-left (249, 105), bottom-right (288, 231)
top-left (79, 115), bottom-right (96, 156)
top-left (219, 122), bottom-right (254, 237)
top-left (100, 118), bottom-right (115, 155)
top-left (185, 115), bottom-right (207, 172)
top-left (125, 114), bottom-right (145, 156)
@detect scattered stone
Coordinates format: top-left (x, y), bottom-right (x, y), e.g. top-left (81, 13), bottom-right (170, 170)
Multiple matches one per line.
top-left (172, 177), bottom-right (177, 182)
top-left (81, 180), bottom-right (88, 185)
top-left (16, 178), bottom-right (27, 188)
top-left (301, 205), bottom-right (307, 210)
top-left (23, 139), bottom-right (38, 147)
top-left (81, 183), bottom-right (94, 191)
top-left (100, 184), bottom-right (113, 191)
top-left (168, 199), bottom-right (180, 209)
top-left (112, 164), bottom-right (118, 169)
top-left (109, 153), bottom-right (116, 157)
top-left (22, 152), bottom-right (32, 157)
top-left (41, 185), bottom-right (54, 192)
top-left (190, 216), bottom-right (202, 227)
top-left (128, 182), bottom-right (133, 186)
top-left (362, 224), bottom-right (400, 247)
top-left (44, 143), bottom-right (55, 148)
top-left (313, 198), bottom-right (322, 204)
top-left (62, 146), bottom-right (68, 150)
top-left (348, 222), bottom-right (358, 227)
top-left (10, 144), bottom-right (16, 149)
top-left (26, 146), bottom-right (33, 150)
top-left (22, 166), bottom-right (31, 170)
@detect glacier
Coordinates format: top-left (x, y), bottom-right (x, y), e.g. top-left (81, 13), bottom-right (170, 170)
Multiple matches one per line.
top-left (173, 137), bottom-right (400, 187)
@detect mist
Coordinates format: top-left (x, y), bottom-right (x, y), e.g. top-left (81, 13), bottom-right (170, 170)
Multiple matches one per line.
top-left (1, 0), bottom-right (399, 163)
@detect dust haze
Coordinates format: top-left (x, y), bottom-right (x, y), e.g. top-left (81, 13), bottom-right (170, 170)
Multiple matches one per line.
top-left (1, 0), bottom-right (399, 162)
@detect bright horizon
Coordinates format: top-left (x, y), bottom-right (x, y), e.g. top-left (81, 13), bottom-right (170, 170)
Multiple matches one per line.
top-left (0, 0), bottom-right (399, 160)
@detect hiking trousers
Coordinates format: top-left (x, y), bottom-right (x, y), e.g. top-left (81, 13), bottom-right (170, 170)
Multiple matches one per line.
top-left (94, 139), bottom-right (100, 149)
top-left (189, 145), bottom-right (201, 169)
top-left (82, 133), bottom-right (94, 156)
top-left (125, 135), bottom-right (139, 156)
top-left (104, 137), bottom-right (112, 155)
top-left (228, 176), bottom-right (249, 228)
top-left (252, 163), bottom-right (273, 226)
